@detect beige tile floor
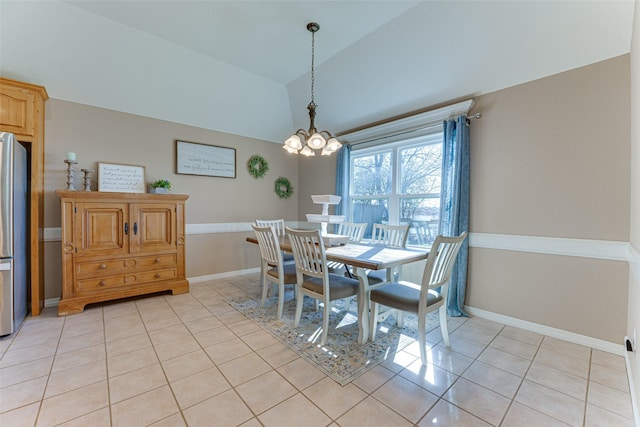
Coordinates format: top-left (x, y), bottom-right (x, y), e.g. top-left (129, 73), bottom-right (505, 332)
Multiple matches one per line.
top-left (0, 273), bottom-right (635, 426)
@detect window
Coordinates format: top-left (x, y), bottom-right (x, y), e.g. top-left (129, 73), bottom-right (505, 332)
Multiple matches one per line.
top-left (348, 132), bottom-right (443, 247)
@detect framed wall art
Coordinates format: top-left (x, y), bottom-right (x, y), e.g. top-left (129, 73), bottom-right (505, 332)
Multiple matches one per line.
top-left (98, 162), bottom-right (146, 193)
top-left (176, 140), bottom-right (236, 178)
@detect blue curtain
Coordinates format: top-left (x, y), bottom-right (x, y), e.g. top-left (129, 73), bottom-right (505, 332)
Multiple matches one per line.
top-left (439, 115), bottom-right (470, 317)
top-left (335, 144), bottom-right (351, 216)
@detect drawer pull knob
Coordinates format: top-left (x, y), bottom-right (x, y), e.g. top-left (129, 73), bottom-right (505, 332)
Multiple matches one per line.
top-left (154, 258), bottom-right (161, 264)
top-left (99, 280), bottom-right (106, 287)
top-left (154, 273), bottom-right (161, 279)
top-left (99, 264), bottom-right (107, 270)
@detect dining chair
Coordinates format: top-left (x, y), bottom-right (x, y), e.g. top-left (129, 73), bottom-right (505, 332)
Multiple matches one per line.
top-left (255, 218), bottom-right (286, 237)
top-left (286, 227), bottom-right (360, 346)
top-left (369, 231), bottom-right (468, 366)
top-left (334, 222), bottom-right (367, 243)
top-left (367, 223), bottom-right (410, 285)
top-left (328, 222), bottom-right (367, 278)
top-left (255, 218), bottom-right (294, 263)
top-left (252, 224), bottom-right (298, 319)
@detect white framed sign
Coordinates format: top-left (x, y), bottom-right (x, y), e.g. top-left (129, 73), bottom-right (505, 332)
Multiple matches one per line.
top-left (176, 140), bottom-right (236, 178)
top-left (98, 162), bottom-right (146, 193)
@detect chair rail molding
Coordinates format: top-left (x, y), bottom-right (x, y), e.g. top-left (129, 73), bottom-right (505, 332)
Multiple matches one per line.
top-left (46, 226), bottom-right (630, 262)
top-left (469, 232), bottom-right (629, 261)
top-left (628, 243), bottom-right (640, 283)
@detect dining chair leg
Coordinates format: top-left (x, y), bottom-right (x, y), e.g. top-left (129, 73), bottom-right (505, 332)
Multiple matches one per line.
top-left (439, 305), bottom-right (450, 347)
top-left (342, 296), bottom-right (354, 313)
top-left (320, 296), bottom-right (330, 346)
top-left (396, 311), bottom-right (404, 328)
top-left (294, 292), bottom-right (304, 327)
top-left (369, 302), bottom-right (379, 341)
top-left (418, 312), bottom-right (428, 366)
top-left (276, 279), bottom-right (285, 319)
top-left (260, 272), bottom-right (269, 307)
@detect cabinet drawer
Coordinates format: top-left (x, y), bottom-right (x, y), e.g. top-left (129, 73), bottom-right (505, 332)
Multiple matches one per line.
top-left (76, 268), bottom-right (177, 293)
top-left (77, 275), bottom-right (127, 292)
top-left (135, 254), bottom-right (177, 271)
top-left (75, 259), bottom-right (136, 279)
top-left (135, 268), bottom-right (177, 283)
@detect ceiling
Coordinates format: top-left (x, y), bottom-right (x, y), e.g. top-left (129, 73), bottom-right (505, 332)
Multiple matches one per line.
top-left (0, 1), bottom-right (635, 143)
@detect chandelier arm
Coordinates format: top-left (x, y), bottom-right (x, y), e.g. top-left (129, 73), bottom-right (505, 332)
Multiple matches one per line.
top-left (318, 130), bottom-right (334, 138)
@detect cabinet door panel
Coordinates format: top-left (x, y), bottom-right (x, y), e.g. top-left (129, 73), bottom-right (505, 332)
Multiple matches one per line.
top-left (76, 203), bottom-right (129, 256)
top-left (0, 86), bottom-right (35, 136)
top-left (130, 203), bottom-right (175, 254)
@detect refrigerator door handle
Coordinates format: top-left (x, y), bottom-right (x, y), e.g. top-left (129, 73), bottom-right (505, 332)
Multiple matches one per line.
top-left (0, 263), bottom-right (10, 271)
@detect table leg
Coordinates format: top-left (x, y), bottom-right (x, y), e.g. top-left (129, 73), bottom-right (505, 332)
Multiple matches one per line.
top-left (353, 266), bottom-right (370, 344)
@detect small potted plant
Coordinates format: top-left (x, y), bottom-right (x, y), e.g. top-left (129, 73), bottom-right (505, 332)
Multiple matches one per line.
top-left (149, 179), bottom-right (172, 194)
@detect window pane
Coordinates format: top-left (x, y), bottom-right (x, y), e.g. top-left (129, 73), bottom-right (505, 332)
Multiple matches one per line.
top-left (399, 144), bottom-right (442, 195)
top-left (400, 197), bottom-right (440, 247)
top-left (351, 198), bottom-right (389, 239)
top-left (352, 152), bottom-right (391, 196)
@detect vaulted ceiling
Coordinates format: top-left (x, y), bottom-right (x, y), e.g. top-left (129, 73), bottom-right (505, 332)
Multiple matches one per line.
top-left (0, 1), bottom-right (634, 143)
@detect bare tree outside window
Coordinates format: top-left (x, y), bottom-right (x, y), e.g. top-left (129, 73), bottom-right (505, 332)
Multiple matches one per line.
top-left (349, 136), bottom-right (442, 246)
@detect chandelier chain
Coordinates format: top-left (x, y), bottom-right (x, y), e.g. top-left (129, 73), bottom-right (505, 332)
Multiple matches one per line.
top-left (310, 29), bottom-right (315, 104)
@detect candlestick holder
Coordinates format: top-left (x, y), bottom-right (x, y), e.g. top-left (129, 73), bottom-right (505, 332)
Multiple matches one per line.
top-left (81, 168), bottom-right (94, 191)
top-left (64, 160), bottom-right (78, 190)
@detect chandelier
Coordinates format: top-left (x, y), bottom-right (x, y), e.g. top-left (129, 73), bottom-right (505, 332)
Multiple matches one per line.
top-left (283, 22), bottom-right (342, 156)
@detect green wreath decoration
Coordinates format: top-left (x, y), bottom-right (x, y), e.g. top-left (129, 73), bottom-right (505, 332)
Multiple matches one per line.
top-left (247, 155), bottom-right (269, 179)
top-left (274, 177), bottom-right (294, 199)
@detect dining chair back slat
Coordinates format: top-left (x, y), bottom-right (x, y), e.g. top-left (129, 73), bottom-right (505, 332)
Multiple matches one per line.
top-left (371, 223), bottom-right (409, 248)
top-left (367, 223), bottom-right (411, 284)
top-left (255, 218), bottom-right (286, 237)
top-left (335, 222), bottom-right (367, 243)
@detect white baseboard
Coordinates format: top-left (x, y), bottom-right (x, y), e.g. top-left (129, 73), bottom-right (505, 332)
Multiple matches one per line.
top-left (465, 306), bottom-right (625, 356)
top-left (187, 267), bottom-right (261, 283)
top-left (44, 297), bottom-right (59, 308)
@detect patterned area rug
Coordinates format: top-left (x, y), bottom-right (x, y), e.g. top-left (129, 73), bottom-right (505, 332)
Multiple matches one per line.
top-left (229, 293), bottom-right (440, 385)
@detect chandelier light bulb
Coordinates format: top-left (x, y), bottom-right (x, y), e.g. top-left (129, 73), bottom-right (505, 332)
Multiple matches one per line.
top-left (284, 134), bottom-right (302, 150)
top-left (300, 146), bottom-right (315, 156)
top-left (307, 133), bottom-right (326, 150)
top-left (326, 137), bottom-right (342, 151)
top-left (283, 145), bottom-right (298, 154)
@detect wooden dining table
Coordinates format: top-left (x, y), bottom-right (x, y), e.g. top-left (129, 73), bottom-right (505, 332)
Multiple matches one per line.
top-left (246, 235), bottom-right (429, 343)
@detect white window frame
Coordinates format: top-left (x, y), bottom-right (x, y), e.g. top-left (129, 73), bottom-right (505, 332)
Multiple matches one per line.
top-left (349, 131), bottom-right (443, 230)
top-left (340, 99), bottom-right (474, 244)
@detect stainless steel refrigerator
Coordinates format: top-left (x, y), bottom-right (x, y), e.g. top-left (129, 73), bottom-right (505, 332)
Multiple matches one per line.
top-left (0, 132), bottom-right (28, 335)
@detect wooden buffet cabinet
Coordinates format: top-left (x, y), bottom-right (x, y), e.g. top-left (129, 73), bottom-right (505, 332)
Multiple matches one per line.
top-left (56, 190), bottom-right (189, 315)
top-left (0, 78), bottom-right (48, 316)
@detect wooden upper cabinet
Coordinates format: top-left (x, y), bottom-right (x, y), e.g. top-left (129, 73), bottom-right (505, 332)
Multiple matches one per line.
top-left (0, 84), bottom-right (37, 136)
top-left (0, 78), bottom-right (48, 316)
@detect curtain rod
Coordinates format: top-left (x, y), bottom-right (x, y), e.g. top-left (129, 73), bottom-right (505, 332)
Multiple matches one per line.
top-left (349, 112), bottom-right (482, 147)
